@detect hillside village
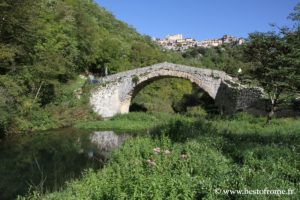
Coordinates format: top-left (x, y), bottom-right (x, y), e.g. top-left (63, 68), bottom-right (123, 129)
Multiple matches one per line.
top-left (154, 34), bottom-right (245, 51)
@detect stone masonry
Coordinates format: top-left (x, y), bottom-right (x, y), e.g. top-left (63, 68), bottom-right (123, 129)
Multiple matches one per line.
top-left (90, 62), bottom-right (263, 118)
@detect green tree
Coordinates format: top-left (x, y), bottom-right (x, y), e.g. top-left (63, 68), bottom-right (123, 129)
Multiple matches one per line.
top-left (130, 42), bottom-right (164, 67)
top-left (0, 0), bottom-right (42, 73)
top-left (244, 31), bottom-right (299, 122)
top-left (288, 2), bottom-right (300, 22)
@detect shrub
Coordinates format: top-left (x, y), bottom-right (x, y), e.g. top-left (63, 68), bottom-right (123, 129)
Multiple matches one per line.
top-left (132, 75), bottom-right (140, 84)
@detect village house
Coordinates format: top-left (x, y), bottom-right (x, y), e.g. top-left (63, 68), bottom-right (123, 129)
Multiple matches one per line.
top-left (154, 34), bottom-right (245, 51)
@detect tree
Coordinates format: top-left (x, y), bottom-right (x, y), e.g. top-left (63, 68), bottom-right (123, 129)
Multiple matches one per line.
top-left (288, 2), bottom-right (300, 23)
top-left (0, 0), bottom-right (42, 73)
top-left (244, 31), bottom-right (299, 122)
top-left (130, 41), bottom-right (164, 67)
top-left (288, 2), bottom-right (300, 90)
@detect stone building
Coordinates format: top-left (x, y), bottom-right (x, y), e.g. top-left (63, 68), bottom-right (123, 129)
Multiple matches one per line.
top-left (155, 34), bottom-right (245, 51)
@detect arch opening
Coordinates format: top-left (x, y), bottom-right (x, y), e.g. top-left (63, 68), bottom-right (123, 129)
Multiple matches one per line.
top-left (127, 76), bottom-right (218, 115)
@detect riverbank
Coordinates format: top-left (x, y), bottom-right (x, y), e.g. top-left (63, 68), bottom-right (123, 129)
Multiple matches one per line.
top-left (2, 77), bottom-right (98, 136)
top-left (19, 113), bottom-right (300, 200)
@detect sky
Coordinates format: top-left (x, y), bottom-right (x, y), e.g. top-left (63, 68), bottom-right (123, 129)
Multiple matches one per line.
top-left (96, 0), bottom-right (299, 40)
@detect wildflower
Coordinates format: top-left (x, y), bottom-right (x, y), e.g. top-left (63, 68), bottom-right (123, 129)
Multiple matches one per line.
top-left (146, 159), bottom-right (156, 166)
top-left (180, 154), bottom-right (188, 160)
top-left (164, 149), bottom-right (171, 155)
top-left (153, 147), bottom-right (161, 154)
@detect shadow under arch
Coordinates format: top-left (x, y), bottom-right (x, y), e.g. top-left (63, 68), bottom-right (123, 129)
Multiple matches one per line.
top-left (126, 75), bottom-right (217, 114)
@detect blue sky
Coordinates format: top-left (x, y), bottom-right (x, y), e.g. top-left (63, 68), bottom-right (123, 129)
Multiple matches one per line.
top-left (96, 0), bottom-right (299, 40)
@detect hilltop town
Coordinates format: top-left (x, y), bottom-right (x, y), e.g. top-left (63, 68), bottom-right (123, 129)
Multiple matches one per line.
top-left (154, 34), bottom-right (245, 51)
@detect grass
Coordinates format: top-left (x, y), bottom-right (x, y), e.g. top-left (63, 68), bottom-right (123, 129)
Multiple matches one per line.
top-left (211, 114), bottom-right (300, 137)
top-left (75, 112), bottom-right (195, 132)
top-left (20, 113), bottom-right (300, 200)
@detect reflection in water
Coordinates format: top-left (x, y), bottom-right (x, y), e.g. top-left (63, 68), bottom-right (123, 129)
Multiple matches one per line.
top-left (0, 128), bottom-right (129, 200)
top-left (90, 131), bottom-right (129, 151)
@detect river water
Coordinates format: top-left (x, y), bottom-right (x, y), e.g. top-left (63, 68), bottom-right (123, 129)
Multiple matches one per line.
top-left (0, 128), bottom-right (129, 200)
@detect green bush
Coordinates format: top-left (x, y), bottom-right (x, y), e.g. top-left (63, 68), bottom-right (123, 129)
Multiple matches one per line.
top-left (132, 75), bottom-right (140, 84)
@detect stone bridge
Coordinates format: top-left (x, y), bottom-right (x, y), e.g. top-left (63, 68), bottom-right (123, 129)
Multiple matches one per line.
top-left (90, 62), bottom-right (263, 118)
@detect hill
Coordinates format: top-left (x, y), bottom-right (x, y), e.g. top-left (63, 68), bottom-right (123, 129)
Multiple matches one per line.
top-left (0, 0), bottom-right (192, 135)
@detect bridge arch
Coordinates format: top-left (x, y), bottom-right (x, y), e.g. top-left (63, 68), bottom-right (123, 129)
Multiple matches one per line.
top-left (89, 62), bottom-right (263, 118)
top-left (120, 70), bottom-right (219, 114)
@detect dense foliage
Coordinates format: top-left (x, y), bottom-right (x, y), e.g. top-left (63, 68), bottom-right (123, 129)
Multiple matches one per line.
top-left (0, 0), bottom-right (188, 136)
top-left (182, 44), bottom-right (250, 76)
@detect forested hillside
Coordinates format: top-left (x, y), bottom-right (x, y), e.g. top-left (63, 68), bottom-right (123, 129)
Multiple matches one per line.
top-left (0, 0), bottom-right (190, 136)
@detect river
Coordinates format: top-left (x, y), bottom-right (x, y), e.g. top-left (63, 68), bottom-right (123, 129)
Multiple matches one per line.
top-left (0, 128), bottom-right (129, 200)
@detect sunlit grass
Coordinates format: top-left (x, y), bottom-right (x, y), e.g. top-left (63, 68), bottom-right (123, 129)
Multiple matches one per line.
top-left (74, 112), bottom-right (195, 132)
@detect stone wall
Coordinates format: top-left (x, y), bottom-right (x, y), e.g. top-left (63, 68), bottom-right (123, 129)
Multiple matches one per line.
top-left (215, 80), bottom-right (264, 114)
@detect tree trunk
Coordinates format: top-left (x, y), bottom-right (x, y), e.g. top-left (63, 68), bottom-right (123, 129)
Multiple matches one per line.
top-left (32, 81), bottom-right (44, 108)
top-left (265, 91), bottom-right (279, 125)
top-left (266, 104), bottom-right (275, 124)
